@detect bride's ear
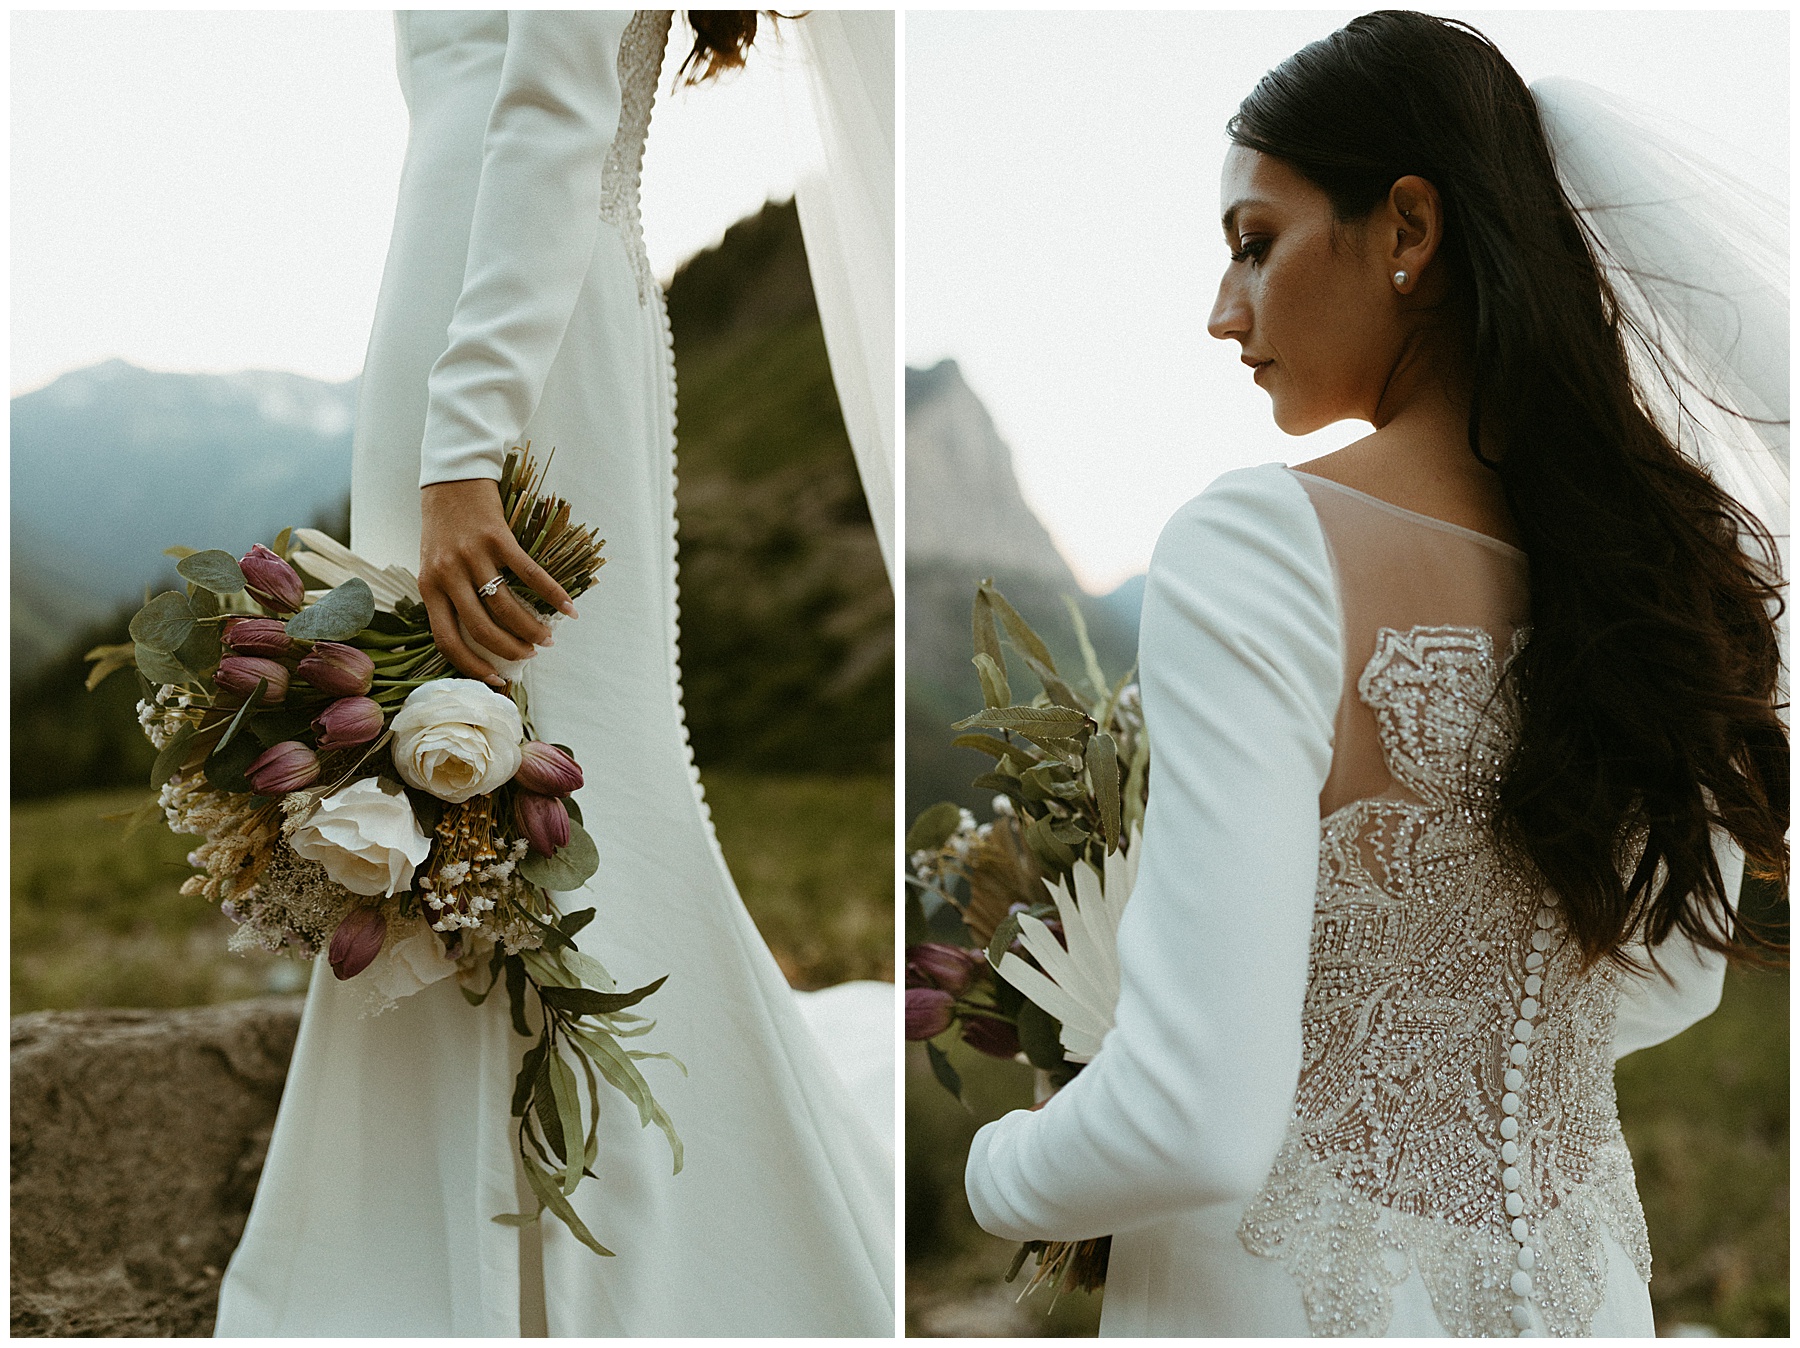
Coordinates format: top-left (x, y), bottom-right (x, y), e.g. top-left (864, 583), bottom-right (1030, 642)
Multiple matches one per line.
top-left (1383, 175), bottom-right (1444, 294)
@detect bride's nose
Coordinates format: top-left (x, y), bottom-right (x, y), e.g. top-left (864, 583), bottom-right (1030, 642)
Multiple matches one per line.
top-left (1208, 270), bottom-right (1249, 344)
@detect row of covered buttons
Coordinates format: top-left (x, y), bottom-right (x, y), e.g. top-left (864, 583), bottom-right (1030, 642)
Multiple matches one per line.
top-left (1504, 891), bottom-right (1560, 1334)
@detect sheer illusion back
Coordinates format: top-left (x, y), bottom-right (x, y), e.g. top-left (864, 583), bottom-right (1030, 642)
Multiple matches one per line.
top-left (1238, 470), bottom-right (1650, 1337)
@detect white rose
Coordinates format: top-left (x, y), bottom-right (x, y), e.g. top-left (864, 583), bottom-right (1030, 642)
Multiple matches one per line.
top-left (390, 678), bottom-right (524, 804)
top-left (291, 776), bottom-right (432, 897)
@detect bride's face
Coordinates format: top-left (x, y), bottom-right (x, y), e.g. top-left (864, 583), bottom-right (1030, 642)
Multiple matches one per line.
top-left (1208, 146), bottom-right (1401, 434)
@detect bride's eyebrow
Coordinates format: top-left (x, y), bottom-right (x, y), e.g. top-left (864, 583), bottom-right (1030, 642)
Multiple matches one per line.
top-left (1221, 200), bottom-right (1271, 237)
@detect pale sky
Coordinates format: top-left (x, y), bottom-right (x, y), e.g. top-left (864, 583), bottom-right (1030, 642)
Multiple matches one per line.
top-left (11, 9), bottom-right (809, 395)
top-left (907, 9), bottom-right (1789, 593)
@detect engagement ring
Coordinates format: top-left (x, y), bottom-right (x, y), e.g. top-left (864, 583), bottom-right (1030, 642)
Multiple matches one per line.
top-left (477, 574), bottom-right (507, 599)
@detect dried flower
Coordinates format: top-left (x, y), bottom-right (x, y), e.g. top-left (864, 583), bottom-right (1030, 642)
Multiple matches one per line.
top-left (240, 543), bottom-right (306, 614)
top-left (313, 696), bottom-right (385, 751)
top-left (222, 617), bottom-right (298, 658)
top-left (516, 790), bottom-right (570, 856)
top-left (297, 641), bottom-right (375, 697)
top-left (960, 1015), bottom-right (1022, 1060)
top-left (905, 987), bottom-right (955, 1041)
top-left (905, 942), bottom-right (984, 996)
top-left (329, 905), bottom-right (388, 980)
top-left (216, 655), bottom-right (290, 704)
top-left (246, 740), bottom-right (320, 794)
top-left (515, 741), bottom-right (583, 797)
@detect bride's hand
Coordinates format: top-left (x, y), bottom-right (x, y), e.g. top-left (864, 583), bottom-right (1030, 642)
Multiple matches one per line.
top-left (419, 478), bottom-right (577, 686)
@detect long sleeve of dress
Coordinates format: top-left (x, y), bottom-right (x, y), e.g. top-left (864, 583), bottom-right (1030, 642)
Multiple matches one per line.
top-left (964, 465), bottom-right (1342, 1242)
top-left (1610, 832), bottom-right (1744, 1059)
top-left (418, 11), bottom-right (630, 487)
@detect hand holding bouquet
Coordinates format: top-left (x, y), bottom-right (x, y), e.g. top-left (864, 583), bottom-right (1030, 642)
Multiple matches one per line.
top-left (89, 446), bottom-right (674, 1259)
top-left (907, 582), bottom-right (1149, 1300)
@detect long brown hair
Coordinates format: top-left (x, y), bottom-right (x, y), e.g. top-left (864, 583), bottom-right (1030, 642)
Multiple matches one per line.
top-left (1230, 11), bottom-right (1787, 971)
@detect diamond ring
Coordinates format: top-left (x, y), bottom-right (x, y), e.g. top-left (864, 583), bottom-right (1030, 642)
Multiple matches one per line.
top-left (477, 574), bottom-right (507, 599)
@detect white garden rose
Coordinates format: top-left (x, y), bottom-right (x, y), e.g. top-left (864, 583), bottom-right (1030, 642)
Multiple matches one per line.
top-left (291, 777), bottom-right (432, 897)
top-left (389, 678), bottom-right (524, 804)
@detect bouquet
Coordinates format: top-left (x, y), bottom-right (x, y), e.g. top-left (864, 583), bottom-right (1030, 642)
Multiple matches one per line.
top-left (906, 581), bottom-right (1148, 1300)
top-left (87, 446), bottom-right (676, 1258)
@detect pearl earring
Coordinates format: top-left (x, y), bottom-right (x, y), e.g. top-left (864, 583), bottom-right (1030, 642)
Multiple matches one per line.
top-left (1393, 270), bottom-right (1410, 290)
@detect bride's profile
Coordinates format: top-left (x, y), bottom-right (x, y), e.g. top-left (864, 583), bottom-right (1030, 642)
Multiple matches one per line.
top-left (963, 10), bottom-right (1785, 1338)
top-left (214, 10), bottom-right (894, 1336)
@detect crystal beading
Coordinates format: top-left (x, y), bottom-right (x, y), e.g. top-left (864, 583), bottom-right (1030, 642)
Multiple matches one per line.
top-left (1237, 626), bottom-right (1650, 1336)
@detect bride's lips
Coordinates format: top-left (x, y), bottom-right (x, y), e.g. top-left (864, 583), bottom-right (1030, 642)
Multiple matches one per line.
top-left (1242, 355), bottom-right (1274, 383)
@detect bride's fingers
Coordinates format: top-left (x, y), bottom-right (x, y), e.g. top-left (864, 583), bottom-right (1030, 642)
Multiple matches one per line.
top-left (481, 575), bottom-right (555, 646)
top-left (498, 537), bottom-right (576, 619)
top-left (421, 586), bottom-right (502, 685)
top-left (448, 575), bottom-right (537, 664)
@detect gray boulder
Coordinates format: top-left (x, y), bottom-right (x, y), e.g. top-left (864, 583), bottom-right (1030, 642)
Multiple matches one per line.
top-left (11, 997), bottom-right (302, 1337)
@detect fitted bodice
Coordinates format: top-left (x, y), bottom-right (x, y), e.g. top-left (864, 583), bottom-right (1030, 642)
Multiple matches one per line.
top-left (1238, 474), bottom-right (1647, 1337)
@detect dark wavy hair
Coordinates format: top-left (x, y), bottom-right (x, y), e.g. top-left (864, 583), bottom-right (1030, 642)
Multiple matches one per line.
top-left (1229, 11), bottom-right (1787, 970)
top-left (679, 11), bottom-right (790, 85)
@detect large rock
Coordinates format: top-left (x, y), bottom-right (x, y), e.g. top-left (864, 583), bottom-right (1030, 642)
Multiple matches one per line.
top-left (10, 996), bottom-right (303, 1337)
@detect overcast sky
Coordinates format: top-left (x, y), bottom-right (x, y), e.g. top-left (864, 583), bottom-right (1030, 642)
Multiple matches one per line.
top-left (11, 10), bottom-right (807, 395)
top-left (907, 9), bottom-right (1788, 592)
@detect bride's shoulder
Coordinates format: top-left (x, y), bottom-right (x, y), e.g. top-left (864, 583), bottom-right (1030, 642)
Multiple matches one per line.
top-left (1152, 462), bottom-right (1324, 568)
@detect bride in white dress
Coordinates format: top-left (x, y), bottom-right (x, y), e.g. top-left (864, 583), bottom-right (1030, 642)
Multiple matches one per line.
top-left (216, 11), bottom-right (893, 1335)
top-left (963, 12), bottom-right (1786, 1337)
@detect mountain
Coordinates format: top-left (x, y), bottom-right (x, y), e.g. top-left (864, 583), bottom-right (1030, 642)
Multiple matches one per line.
top-left (905, 361), bottom-right (1140, 821)
top-left (13, 199), bottom-right (891, 797)
top-left (11, 362), bottom-right (359, 674)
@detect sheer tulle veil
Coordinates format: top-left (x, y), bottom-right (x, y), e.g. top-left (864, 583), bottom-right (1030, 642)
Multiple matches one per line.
top-left (1532, 77), bottom-right (1788, 563)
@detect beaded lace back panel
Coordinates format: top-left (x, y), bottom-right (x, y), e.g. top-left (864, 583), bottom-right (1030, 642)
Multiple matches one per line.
top-left (1236, 473), bottom-right (1649, 1338)
top-left (600, 10), bottom-right (674, 307)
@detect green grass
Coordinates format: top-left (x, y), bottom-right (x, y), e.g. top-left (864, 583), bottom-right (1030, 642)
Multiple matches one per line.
top-left (906, 966), bottom-right (1787, 1337)
top-left (11, 775), bottom-right (892, 1015)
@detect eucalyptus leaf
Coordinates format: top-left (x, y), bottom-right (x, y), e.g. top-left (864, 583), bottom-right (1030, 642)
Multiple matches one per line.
top-left (1064, 593), bottom-right (1110, 703)
top-left (84, 643), bottom-right (137, 692)
top-left (905, 801), bottom-right (963, 855)
top-left (212, 679), bottom-right (267, 759)
top-left (511, 1038), bottom-right (549, 1118)
top-left (129, 591), bottom-right (196, 654)
top-left (952, 704), bottom-right (1091, 736)
top-left (403, 786), bottom-right (444, 835)
top-left (249, 708), bottom-right (315, 747)
top-left (177, 549), bottom-right (248, 595)
top-left (569, 1026), bottom-right (683, 1173)
top-left (562, 794), bottom-right (584, 826)
top-left (971, 586), bottom-right (1005, 678)
top-left (546, 1048), bottom-right (586, 1194)
top-left (505, 955), bottom-right (532, 1037)
top-left (983, 584), bottom-right (1057, 672)
top-left (950, 732), bottom-right (1015, 760)
top-left (162, 545), bottom-right (199, 560)
top-left (538, 974), bottom-right (667, 1017)
top-left (533, 1056), bottom-right (567, 1163)
top-left (972, 652), bottom-right (1011, 710)
top-left (272, 526), bottom-right (293, 560)
top-left (518, 817), bottom-right (599, 891)
top-left (987, 911), bottom-right (1022, 968)
top-left (1087, 731), bottom-right (1121, 851)
top-left (557, 907), bottom-right (596, 940)
top-left (187, 585), bottom-right (222, 619)
top-left (925, 1038), bottom-right (966, 1107)
top-left (175, 620), bottom-right (222, 678)
top-left (285, 577), bottom-right (375, 643)
top-left (520, 1150), bottom-right (615, 1258)
top-left (1020, 652), bottom-right (1086, 712)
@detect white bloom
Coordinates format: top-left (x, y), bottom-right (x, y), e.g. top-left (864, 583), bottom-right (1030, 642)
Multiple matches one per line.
top-left (390, 679), bottom-right (524, 803)
top-left (290, 777), bottom-right (432, 897)
top-left (995, 827), bottom-right (1142, 1063)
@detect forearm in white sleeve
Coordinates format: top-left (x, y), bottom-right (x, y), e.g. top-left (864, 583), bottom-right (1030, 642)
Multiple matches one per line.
top-left (419, 11), bottom-right (631, 487)
top-left (1610, 830), bottom-right (1744, 1060)
top-left (964, 466), bottom-right (1342, 1242)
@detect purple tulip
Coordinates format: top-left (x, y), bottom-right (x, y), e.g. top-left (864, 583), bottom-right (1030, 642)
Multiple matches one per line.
top-left (960, 1015), bottom-right (1022, 1060)
top-left (240, 543), bottom-right (305, 615)
top-left (328, 906), bottom-right (387, 981)
top-left (297, 641), bottom-right (375, 697)
top-left (905, 987), bottom-right (956, 1042)
top-left (905, 942), bottom-right (984, 996)
top-left (245, 740), bottom-right (320, 794)
top-left (517, 790), bottom-right (571, 857)
top-left (215, 655), bottom-right (290, 704)
top-left (222, 617), bottom-right (297, 658)
top-left (514, 741), bottom-right (584, 797)
top-left (312, 696), bottom-right (385, 751)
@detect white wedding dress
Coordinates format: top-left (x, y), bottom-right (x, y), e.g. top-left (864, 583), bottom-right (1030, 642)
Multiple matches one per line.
top-left (965, 464), bottom-right (1741, 1336)
top-left (214, 11), bottom-right (892, 1335)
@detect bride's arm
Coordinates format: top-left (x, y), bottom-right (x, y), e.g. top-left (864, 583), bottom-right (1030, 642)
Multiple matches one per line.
top-left (415, 12), bottom-right (632, 679)
top-left (1609, 833), bottom-right (1742, 1060)
top-left (964, 465), bottom-right (1342, 1242)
